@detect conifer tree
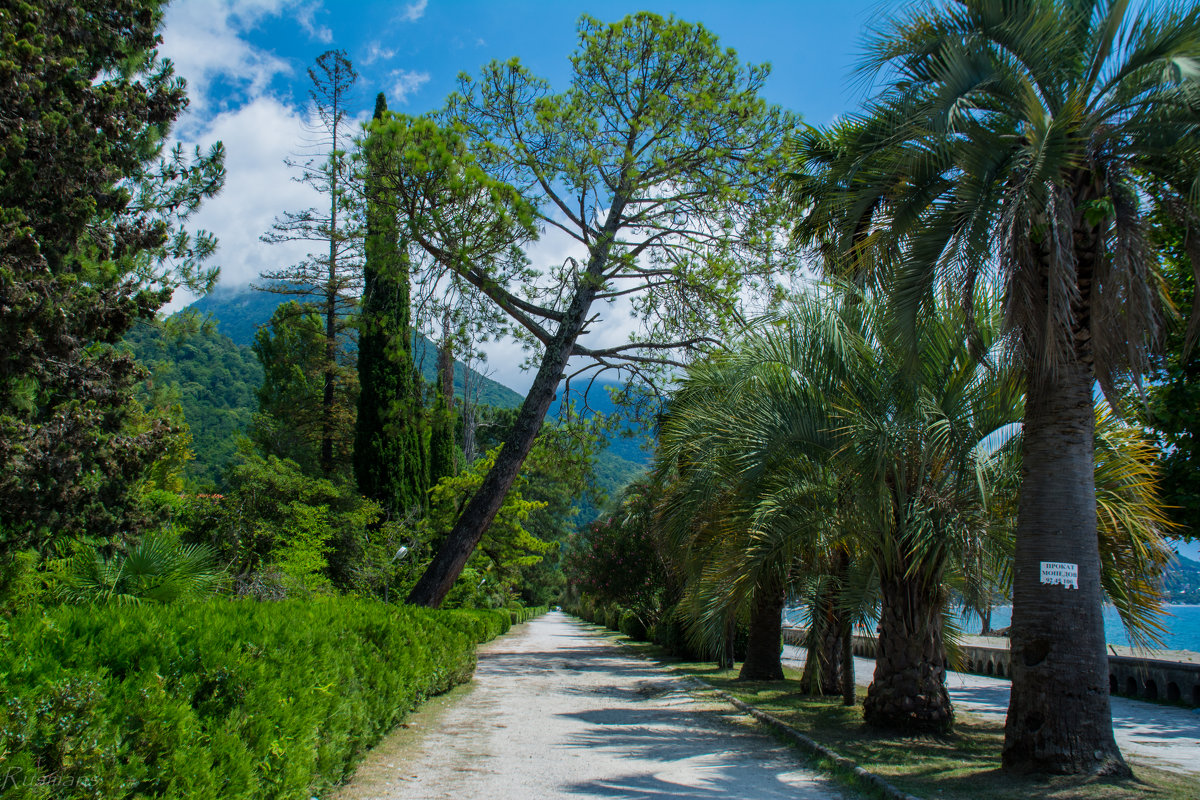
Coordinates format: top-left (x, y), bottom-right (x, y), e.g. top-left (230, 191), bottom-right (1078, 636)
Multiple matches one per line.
top-left (0, 0), bottom-right (224, 554)
top-left (258, 50), bottom-right (362, 478)
top-left (427, 328), bottom-right (459, 487)
top-left (354, 93), bottom-right (427, 517)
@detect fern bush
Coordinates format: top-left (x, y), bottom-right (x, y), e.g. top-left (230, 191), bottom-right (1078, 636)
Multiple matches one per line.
top-left (0, 597), bottom-right (503, 799)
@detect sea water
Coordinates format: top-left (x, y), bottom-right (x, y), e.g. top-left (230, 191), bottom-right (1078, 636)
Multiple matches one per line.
top-left (954, 604), bottom-right (1200, 653)
top-left (785, 605), bottom-right (1200, 653)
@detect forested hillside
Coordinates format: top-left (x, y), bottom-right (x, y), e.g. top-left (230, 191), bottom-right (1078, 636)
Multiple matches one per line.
top-left (178, 287), bottom-right (650, 500)
top-left (124, 292), bottom-right (649, 505)
top-left (124, 321), bottom-right (262, 486)
top-left (190, 287), bottom-right (525, 410)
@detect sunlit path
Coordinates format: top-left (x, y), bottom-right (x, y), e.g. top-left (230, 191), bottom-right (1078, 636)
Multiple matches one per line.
top-left (336, 612), bottom-right (845, 800)
top-left (781, 645), bottom-right (1200, 776)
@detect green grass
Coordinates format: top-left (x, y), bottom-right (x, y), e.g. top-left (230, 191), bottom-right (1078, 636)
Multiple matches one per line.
top-left (580, 622), bottom-right (1200, 800)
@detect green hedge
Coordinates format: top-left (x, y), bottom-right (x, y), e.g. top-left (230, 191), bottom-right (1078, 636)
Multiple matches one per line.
top-left (0, 598), bottom-right (506, 799)
top-left (509, 605), bottom-right (548, 625)
top-left (442, 607), bottom-right (512, 641)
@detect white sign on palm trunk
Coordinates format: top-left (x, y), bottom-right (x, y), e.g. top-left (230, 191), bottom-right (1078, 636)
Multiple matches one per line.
top-left (1040, 562), bottom-right (1078, 589)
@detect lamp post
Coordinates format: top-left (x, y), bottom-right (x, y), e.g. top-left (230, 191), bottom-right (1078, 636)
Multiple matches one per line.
top-left (385, 545), bottom-right (410, 604)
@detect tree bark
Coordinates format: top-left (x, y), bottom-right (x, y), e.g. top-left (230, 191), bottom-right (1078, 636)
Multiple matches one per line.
top-left (841, 618), bottom-right (855, 706)
top-left (802, 555), bottom-right (849, 695)
top-left (1002, 357), bottom-right (1128, 775)
top-left (1002, 197), bottom-right (1129, 776)
top-left (738, 578), bottom-right (785, 681)
top-left (718, 616), bottom-right (735, 670)
top-left (320, 96), bottom-right (341, 479)
top-left (862, 574), bottom-right (952, 733)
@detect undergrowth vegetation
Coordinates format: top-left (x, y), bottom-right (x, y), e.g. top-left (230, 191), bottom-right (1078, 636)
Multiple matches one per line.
top-left (0, 599), bottom-right (540, 799)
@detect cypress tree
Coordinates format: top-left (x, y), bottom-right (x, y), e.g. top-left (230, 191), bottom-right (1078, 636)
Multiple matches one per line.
top-left (259, 51), bottom-right (362, 478)
top-left (428, 331), bottom-right (459, 487)
top-left (354, 93), bottom-right (427, 516)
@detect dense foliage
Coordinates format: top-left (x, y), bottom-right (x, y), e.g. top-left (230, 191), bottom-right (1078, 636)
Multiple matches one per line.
top-left (1144, 215), bottom-right (1200, 540)
top-left (0, 598), bottom-right (525, 799)
top-left (0, 0), bottom-right (223, 558)
top-left (251, 303), bottom-right (358, 479)
top-left (123, 320), bottom-right (262, 487)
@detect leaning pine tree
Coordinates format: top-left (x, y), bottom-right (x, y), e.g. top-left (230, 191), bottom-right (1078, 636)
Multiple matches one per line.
top-left (354, 92), bottom-right (428, 517)
top-left (370, 13), bottom-right (794, 608)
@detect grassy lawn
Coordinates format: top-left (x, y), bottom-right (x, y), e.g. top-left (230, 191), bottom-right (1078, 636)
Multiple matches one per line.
top-left (594, 626), bottom-right (1200, 800)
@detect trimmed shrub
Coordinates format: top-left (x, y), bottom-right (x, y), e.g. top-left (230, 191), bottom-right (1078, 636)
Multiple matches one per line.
top-left (0, 597), bottom-right (502, 799)
top-left (619, 609), bottom-right (648, 641)
top-left (605, 604), bottom-right (623, 631)
top-left (509, 606), bottom-right (548, 625)
top-left (443, 608), bottom-right (512, 641)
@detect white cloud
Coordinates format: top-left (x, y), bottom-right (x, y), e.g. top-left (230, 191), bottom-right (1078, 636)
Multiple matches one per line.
top-left (166, 96), bottom-right (324, 310)
top-left (160, 0), bottom-right (317, 118)
top-left (161, 0), bottom-right (291, 113)
top-left (296, 2), bottom-right (333, 43)
top-left (362, 41), bottom-right (396, 65)
top-left (400, 0), bottom-right (428, 22)
top-left (389, 69), bottom-right (431, 103)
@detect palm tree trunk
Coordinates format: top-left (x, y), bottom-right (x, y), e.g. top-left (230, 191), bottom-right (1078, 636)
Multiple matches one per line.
top-left (1002, 355), bottom-right (1128, 775)
top-left (841, 619), bottom-right (855, 706)
top-left (738, 577), bottom-right (785, 681)
top-left (802, 553), bottom-right (849, 695)
top-left (862, 573), bottom-right (952, 732)
top-left (801, 606), bottom-right (844, 694)
top-left (718, 616), bottom-right (735, 670)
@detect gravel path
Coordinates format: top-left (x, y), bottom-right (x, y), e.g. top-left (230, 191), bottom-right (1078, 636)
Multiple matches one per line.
top-left (336, 612), bottom-right (845, 800)
top-left (781, 645), bottom-right (1200, 775)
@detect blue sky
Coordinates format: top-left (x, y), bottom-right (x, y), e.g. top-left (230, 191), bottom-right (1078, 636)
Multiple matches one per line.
top-left (161, 0), bottom-right (892, 298)
top-left (166, 1), bottom-right (890, 129)
top-left (159, 0), bottom-right (892, 386)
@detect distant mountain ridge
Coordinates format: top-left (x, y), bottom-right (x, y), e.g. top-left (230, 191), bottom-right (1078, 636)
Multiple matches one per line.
top-left (189, 286), bottom-right (655, 463)
top-left (177, 286), bottom-right (651, 508)
top-left (1165, 553), bottom-right (1200, 604)
top-left (188, 286), bottom-right (524, 411)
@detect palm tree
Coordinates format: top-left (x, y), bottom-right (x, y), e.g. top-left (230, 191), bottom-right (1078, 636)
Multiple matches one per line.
top-left (655, 293), bottom-right (859, 681)
top-left (57, 532), bottom-right (224, 605)
top-left (833, 292), bottom-right (1020, 732)
top-left (790, 0), bottom-right (1200, 773)
top-left (659, 286), bottom-right (1021, 729)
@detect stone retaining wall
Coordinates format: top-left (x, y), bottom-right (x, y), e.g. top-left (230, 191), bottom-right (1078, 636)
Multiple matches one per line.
top-left (781, 625), bottom-right (1200, 707)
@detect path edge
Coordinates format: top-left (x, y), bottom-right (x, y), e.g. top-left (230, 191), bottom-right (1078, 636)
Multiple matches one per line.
top-left (683, 677), bottom-right (924, 800)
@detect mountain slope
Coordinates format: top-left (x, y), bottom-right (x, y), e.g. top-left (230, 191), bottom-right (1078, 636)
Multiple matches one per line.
top-left (1165, 553), bottom-right (1200, 603)
top-left (124, 320), bottom-right (262, 486)
top-left (189, 286), bottom-right (524, 410)
top-left (143, 287), bottom-right (650, 503)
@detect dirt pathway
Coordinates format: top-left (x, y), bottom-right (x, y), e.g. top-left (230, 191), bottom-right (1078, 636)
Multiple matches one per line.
top-left (336, 612), bottom-right (845, 800)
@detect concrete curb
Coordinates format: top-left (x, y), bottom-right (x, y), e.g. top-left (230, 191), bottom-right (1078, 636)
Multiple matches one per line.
top-left (684, 677), bottom-right (923, 800)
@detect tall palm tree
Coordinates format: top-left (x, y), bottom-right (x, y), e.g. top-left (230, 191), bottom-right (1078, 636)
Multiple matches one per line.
top-left (790, 0), bottom-right (1200, 774)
